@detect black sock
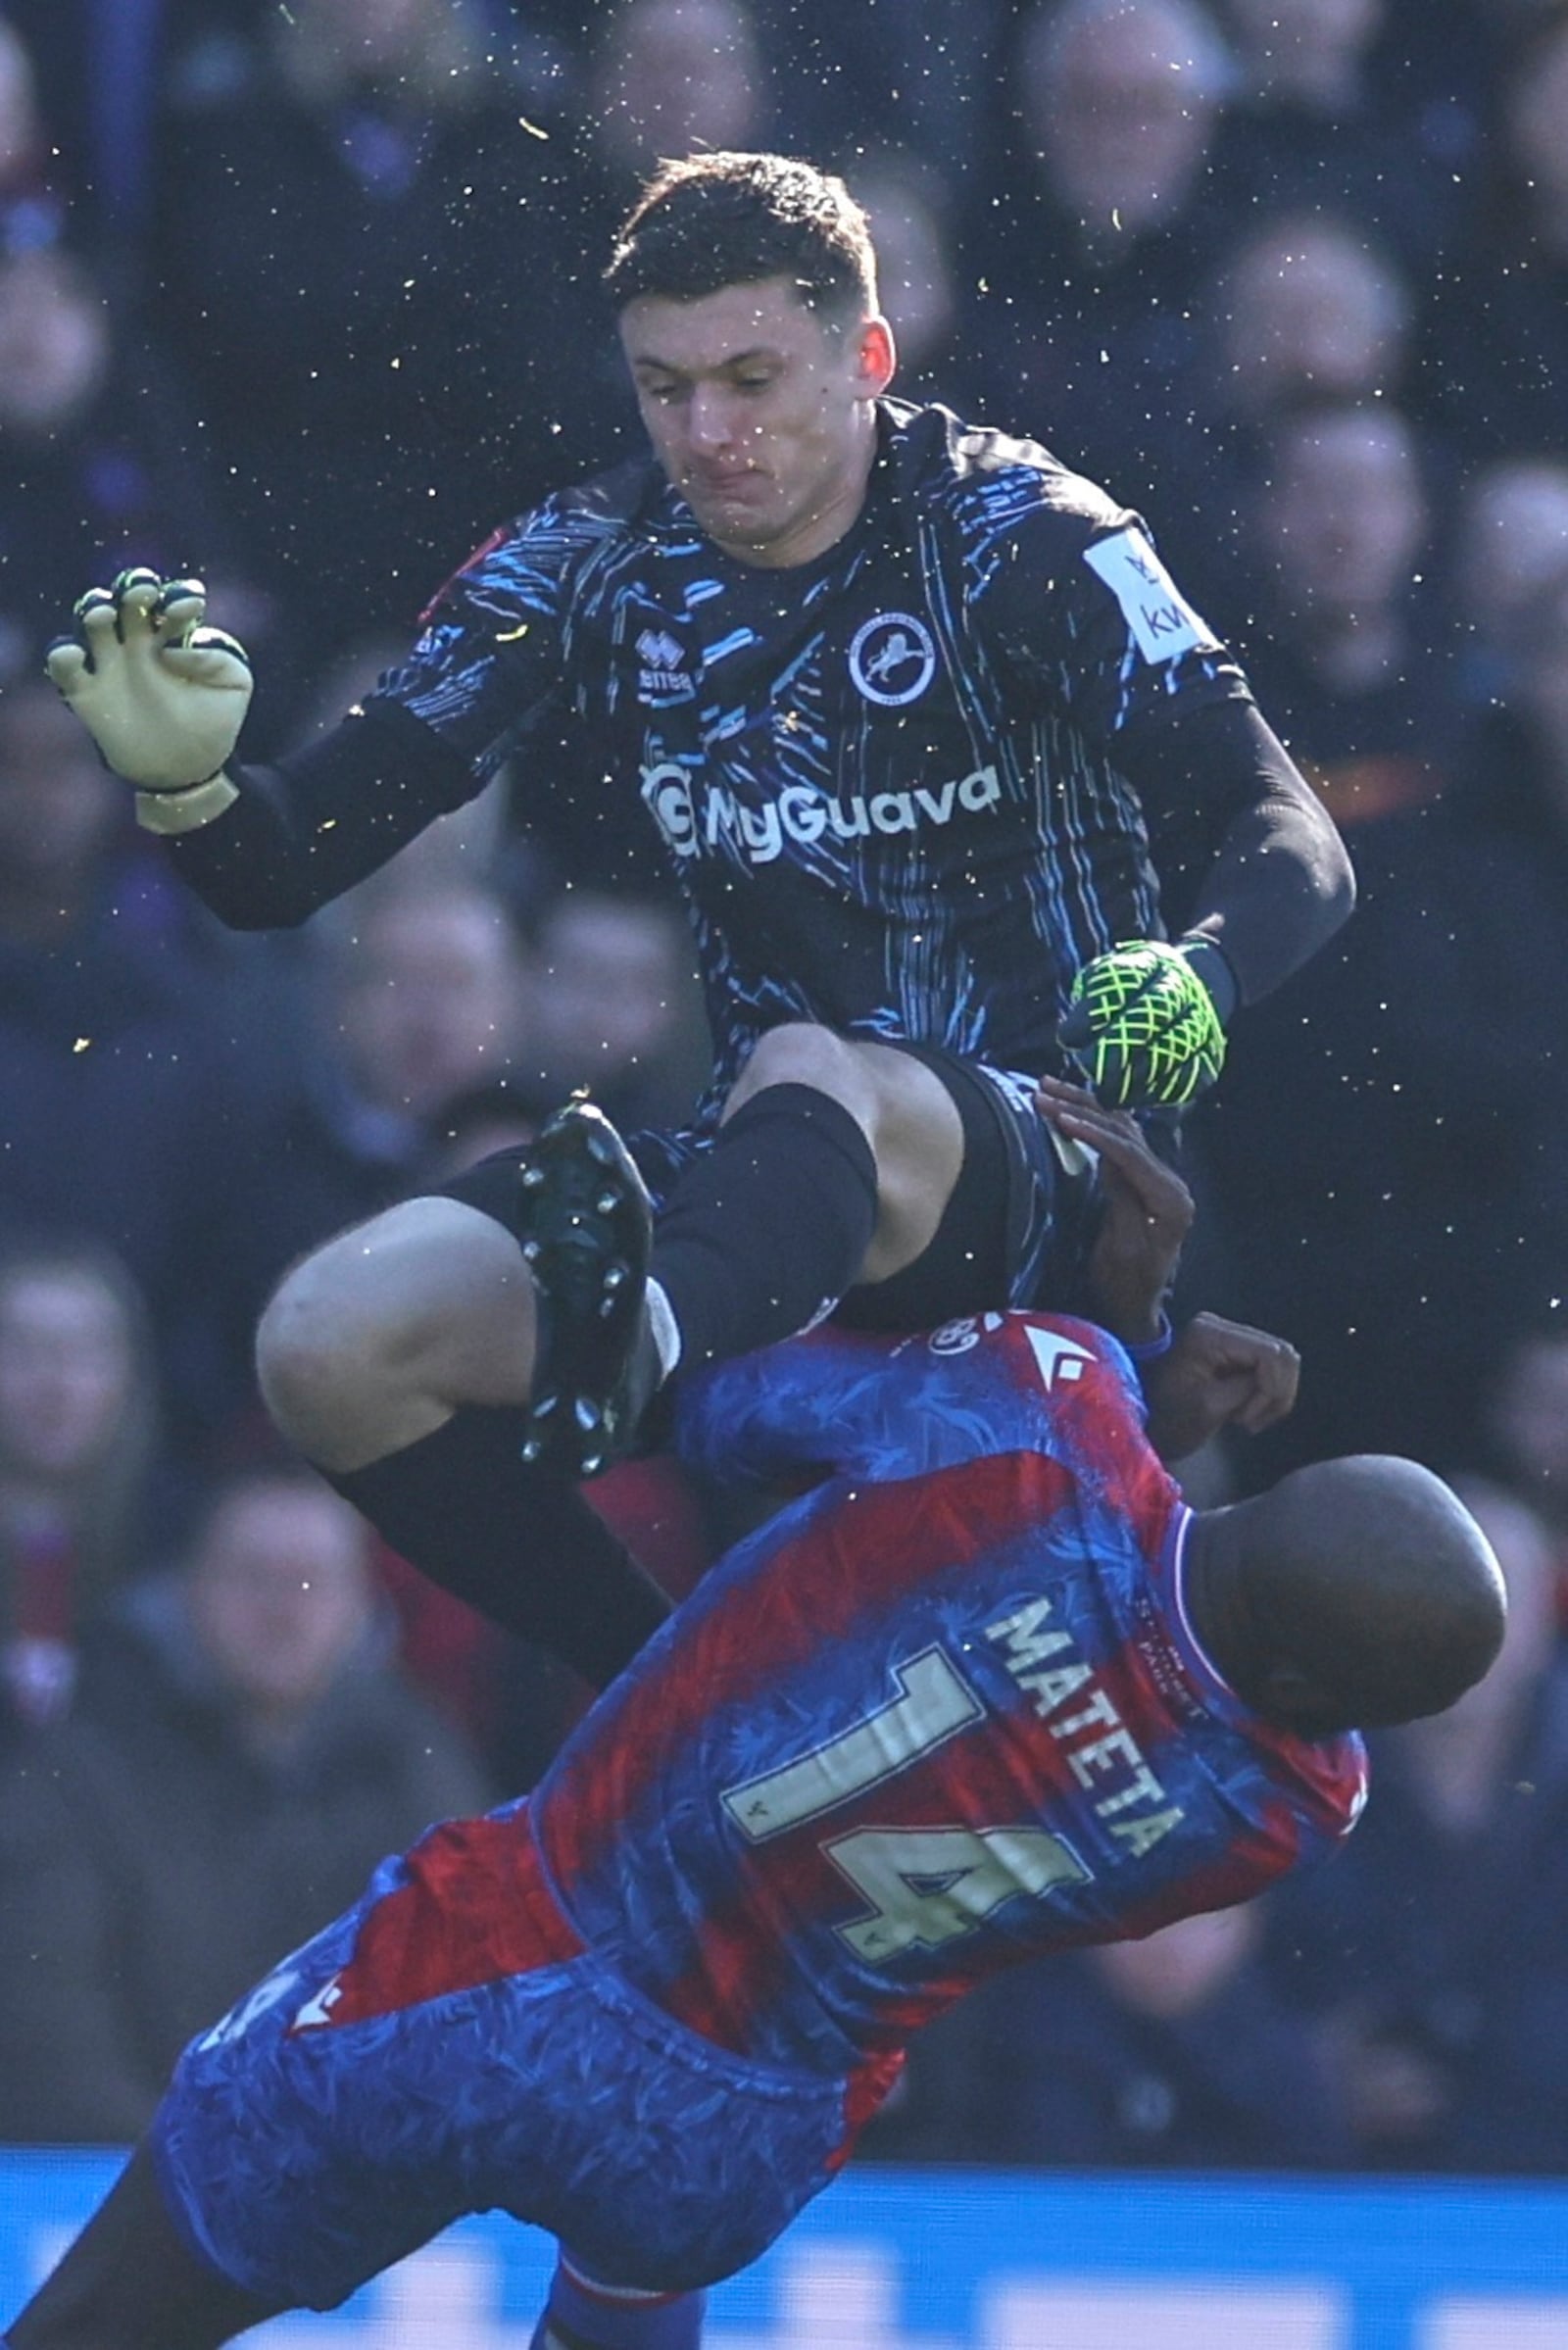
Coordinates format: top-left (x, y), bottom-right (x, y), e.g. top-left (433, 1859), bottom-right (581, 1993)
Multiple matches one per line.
top-left (329, 1406), bottom-right (671, 1689)
top-left (651, 1084), bottom-right (878, 1372)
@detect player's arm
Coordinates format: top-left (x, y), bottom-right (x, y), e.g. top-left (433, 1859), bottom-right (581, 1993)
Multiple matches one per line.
top-left (44, 571), bottom-right (487, 928)
top-left (45, 540), bottom-right (570, 930)
top-left (1034, 1075), bottom-right (1191, 1346)
top-left (976, 493), bottom-right (1353, 1107)
top-left (1035, 1078), bottom-right (1298, 1457)
top-left (1055, 701), bottom-right (1353, 1109)
top-left (162, 704), bottom-right (483, 930)
top-left (1115, 696), bottom-right (1355, 1011)
top-left (1048, 506), bottom-right (1357, 1008)
top-left (1140, 1311), bottom-right (1299, 1462)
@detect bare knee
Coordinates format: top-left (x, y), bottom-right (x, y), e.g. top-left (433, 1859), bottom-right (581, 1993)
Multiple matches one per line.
top-left (256, 1199), bottom-right (538, 1472)
top-left (255, 1243), bottom-right (372, 1458)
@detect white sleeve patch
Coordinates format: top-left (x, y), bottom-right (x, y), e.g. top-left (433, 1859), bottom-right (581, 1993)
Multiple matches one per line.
top-left (1083, 526), bottom-right (1216, 665)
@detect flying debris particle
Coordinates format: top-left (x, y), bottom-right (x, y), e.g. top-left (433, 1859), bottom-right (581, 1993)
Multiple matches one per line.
top-left (496, 622), bottom-right (530, 642)
top-left (73, 1038), bottom-right (90, 1053)
top-left (277, 2), bottom-right (296, 21)
top-left (518, 118), bottom-right (550, 140)
top-left (1111, 208), bottom-right (1122, 231)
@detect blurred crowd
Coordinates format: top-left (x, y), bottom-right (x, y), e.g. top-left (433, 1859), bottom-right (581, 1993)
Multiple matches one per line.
top-left (3, 0), bottom-right (1568, 2178)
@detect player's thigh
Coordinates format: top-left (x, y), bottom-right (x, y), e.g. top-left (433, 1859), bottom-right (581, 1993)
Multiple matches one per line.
top-left (837, 1051), bottom-right (1102, 1328)
top-left (850, 1039), bottom-right (967, 1282)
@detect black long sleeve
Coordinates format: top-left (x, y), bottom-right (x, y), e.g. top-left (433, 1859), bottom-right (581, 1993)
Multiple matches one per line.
top-left (1118, 698), bottom-right (1356, 1004)
top-left (164, 701), bottom-right (479, 929)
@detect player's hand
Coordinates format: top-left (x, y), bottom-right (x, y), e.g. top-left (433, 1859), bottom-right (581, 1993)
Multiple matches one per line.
top-left (1034, 1075), bottom-right (1193, 1343)
top-left (1142, 1311), bottom-right (1299, 1463)
top-left (45, 570), bottom-right (252, 794)
top-left (1057, 939), bottom-right (1227, 1109)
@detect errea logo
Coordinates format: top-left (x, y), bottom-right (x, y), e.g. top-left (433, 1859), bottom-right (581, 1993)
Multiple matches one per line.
top-left (636, 626), bottom-right (695, 705)
top-left (849, 611), bottom-right (937, 706)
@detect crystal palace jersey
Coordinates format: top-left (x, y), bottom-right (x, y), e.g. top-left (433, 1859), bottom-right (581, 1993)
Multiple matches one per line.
top-left (530, 1313), bottom-right (1366, 2082)
top-left (370, 401), bottom-right (1252, 1111)
top-left (150, 1313), bottom-right (1367, 2309)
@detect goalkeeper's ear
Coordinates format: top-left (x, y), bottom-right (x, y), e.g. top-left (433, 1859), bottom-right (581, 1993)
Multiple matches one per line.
top-left (1175, 934), bottom-right (1240, 1027)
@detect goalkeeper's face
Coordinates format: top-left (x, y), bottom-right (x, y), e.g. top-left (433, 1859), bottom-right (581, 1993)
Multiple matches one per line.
top-left (619, 273), bottom-right (895, 569)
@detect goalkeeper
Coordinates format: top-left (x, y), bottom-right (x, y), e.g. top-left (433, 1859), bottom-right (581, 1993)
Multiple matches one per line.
top-left (44, 156), bottom-right (1352, 1684)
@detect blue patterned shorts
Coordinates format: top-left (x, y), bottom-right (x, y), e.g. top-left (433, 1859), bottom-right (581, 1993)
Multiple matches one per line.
top-left (151, 1809), bottom-right (851, 2312)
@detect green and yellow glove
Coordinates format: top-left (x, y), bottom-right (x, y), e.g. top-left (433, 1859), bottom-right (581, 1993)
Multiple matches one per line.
top-left (1058, 937), bottom-right (1231, 1109)
top-left (45, 569), bottom-right (252, 834)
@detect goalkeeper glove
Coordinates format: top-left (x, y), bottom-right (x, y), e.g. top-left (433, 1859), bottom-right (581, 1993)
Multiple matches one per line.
top-left (1057, 936), bottom-right (1232, 1109)
top-left (45, 569), bottom-right (251, 834)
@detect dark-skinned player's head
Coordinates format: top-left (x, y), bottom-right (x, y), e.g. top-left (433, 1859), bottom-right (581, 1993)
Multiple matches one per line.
top-left (1191, 1456), bottom-right (1507, 1738)
top-left (607, 153), bottom-right (896, 570)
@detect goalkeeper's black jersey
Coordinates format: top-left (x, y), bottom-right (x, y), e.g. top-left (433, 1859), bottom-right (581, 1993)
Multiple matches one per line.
top-left (172, 401), bottom-right (1262, 1128)
top-left (368, 401), bottom-right (1251, 1117)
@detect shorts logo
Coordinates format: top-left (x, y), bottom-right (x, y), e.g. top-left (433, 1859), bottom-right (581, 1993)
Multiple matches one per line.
top-left (292, 1974), bottom-right (345, 2031)
top-left (636, 626), bottom-right (695, 705)
top-left (194, 1965), bottom-right (301, 2051)
top-left (849, 612), bottom-right (937, 706)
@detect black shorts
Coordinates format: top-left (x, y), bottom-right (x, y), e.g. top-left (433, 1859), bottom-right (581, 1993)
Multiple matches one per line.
top-left (434, 1043), bottom-right (1102, 1337)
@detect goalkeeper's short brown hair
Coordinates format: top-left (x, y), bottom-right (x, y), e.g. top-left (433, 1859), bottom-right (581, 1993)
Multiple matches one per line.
top-left (605, 151), bottom-right (879, 324)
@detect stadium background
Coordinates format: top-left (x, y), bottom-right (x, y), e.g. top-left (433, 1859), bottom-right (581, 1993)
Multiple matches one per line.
top-left (4, 0), bottom-right (1568, 2337)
